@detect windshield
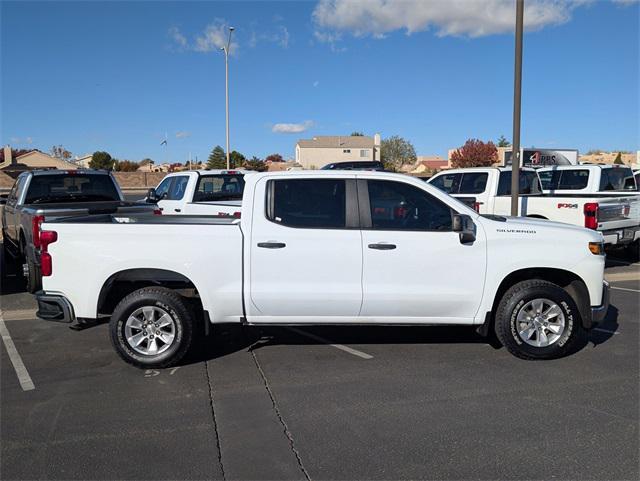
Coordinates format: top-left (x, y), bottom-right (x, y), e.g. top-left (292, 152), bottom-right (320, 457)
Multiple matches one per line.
top-left (24, 174), bottom-right (121, 204)
top-left (193, 174), bottom-right (245, 202)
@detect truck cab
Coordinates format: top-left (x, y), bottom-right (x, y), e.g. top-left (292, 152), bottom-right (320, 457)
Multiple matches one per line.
top-left (148, 170), bottom-right (246, 216)
top-left (537, 164), bottom-right (638, 194)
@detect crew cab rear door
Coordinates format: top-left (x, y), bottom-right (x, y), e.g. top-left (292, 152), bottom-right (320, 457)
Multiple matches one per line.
top-left (247, 175), bottom-right (363, 321)
top-left (358, 178), bottom-right (487, 323)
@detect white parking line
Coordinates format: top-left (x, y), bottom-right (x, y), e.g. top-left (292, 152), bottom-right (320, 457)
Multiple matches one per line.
top-left (287, 327), bottom-right (373, 359)
top-left (593, 327), bottom-right (619, 335)
top-left (610, 286), bottom-right (640, 293)
top-left (0, 311), bottom-right (35, 391)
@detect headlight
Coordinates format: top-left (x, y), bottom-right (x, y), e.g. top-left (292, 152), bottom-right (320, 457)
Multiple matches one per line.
top-left (588, 242), bottom-right (604, 255)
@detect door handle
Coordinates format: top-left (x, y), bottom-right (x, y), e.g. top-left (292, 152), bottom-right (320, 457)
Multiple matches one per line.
top-left (174, 208), bottom-right (181, 212)
top-left (257, 242), bottom-right (286, 249)
top-left (368, 243), bottom-right (396, 250)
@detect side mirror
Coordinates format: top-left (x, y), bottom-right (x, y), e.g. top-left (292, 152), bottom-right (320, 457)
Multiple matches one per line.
top-left (452, 214), bottom-right (476, 244)
top-left (146, 188), bottom-right (161, 203)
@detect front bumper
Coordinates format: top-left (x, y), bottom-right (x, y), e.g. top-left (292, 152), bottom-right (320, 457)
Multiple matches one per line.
top-left (586, 281), bottom-right (610, 328)
top-left (35, 292), bottom-right (76, 323)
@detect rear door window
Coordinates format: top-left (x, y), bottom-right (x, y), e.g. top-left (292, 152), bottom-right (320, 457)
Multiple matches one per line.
top-left (268, 179), bottom-right (346, 228)
top-left (498, 171), bottom-right (541, 195)
top-left (367, 180), bottom-right (452, 231)
top-left (459, 173), bottom-right (488, 194)
top-left (599, 168), bottom-right (636, 191)
top-left (539, 170), bottom-right (589, 190)
top-left (430, 173), bottom-right (461, 194)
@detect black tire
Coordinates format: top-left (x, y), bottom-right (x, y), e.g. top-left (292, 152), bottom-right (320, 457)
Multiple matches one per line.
top-left (624, 240), bottom-right (639, 263)
top-left (110, 287), bottom-right (194, 368)
top-left (494, 280), bottom-right (586, 360)
top-left (24, 257), bottom-right (40, 293)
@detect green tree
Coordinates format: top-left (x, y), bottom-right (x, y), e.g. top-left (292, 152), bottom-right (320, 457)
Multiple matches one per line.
top-left (89, 151), bottom-right (115, 170)
top-left (207, 145), bottom-right (226, 169)
top-left (114, 160), bottom-right (140, 172)
top-left (497, 135), bottom-right (511, 147)
top-left (380, 135), bottom-right (417, 171)
top-left (229, 150), bottom-right (246, 169)
top-left (351, 131), bottom-right (364, 136)
top-left (265, 153), bottom-right (284, 163)
top-left (613, 152), bottom-right (624, 164)
top-left (244, 156), bottom-right (268, 172)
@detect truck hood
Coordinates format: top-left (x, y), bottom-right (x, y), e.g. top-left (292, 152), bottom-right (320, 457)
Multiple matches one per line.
top-left (479, 215), bottom-right (603, 242)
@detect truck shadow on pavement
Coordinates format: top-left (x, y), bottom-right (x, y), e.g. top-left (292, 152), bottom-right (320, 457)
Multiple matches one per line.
top-left (181, 305), bottom-right (619, 366)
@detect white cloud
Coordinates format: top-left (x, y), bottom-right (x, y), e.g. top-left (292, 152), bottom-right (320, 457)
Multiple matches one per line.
top-left (9, 136), bottom-right (33, 145)
top-left (249, 25), bottom-right (290, 49)
top-left (195, 21), bottom-right (238, 53)
top-left (272, 120), bottom-right (314, 134)
top-left (175, 131), bottom-right (191, 139)
top-left (168, 21), bottom-right (238, 54)
top-left (168, 26), bottom-right (187, 49)
top-left (312, 0), bottom-right (606, 44)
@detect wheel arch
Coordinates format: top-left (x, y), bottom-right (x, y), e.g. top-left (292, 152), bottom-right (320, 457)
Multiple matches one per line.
top-left (97, 268), bottom-right (202, 316)
top-left (488, 267), bottom-right (591, 330)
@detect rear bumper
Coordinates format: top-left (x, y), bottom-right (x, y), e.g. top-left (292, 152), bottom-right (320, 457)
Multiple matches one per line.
top-left (585, 281), bottom-right (610, 329)
top-left (35, 292), bottom-right (75, 323)
top-left (602, 226), bottom-right (640, 246)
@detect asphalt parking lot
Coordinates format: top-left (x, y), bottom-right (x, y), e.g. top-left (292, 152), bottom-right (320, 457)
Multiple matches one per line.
top-left (1, 247), bottom-right (638, 480)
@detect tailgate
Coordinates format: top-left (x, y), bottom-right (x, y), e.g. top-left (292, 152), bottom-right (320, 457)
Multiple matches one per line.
top-left (597, 196), bottom-right (640, 230)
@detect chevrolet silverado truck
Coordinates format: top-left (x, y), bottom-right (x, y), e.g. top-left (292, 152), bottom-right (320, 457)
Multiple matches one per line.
top-left (35, 171), bottom-right (609, 367)
top-left (429, 167), bottom-right (640, 247)
top-left (146, 170), bottom-right (247, 216)
top-left (1, 169), bottom-right (158, 292)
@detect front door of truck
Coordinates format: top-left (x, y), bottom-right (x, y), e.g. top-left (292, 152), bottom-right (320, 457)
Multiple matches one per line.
top-left (359, 179), bottom-right (487, 323)
top-left (248, 176), bottom-right (363, 322)
top-left (156, 176), bottom-right (189, 214)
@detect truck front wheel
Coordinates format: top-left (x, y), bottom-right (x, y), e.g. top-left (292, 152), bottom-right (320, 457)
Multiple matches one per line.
top-left (110, 287), bottom-right (194, 368)
top-left (494, 280), bottom-right (586, 360)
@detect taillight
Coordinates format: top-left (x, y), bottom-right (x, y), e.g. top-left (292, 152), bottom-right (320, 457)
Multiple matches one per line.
top-left (474, 202), bottom-right (481, 213)
top-left (153, 208), bottom-right (162, 215)
top-left (39, 230), bottom-right (58, 277)
top-left (584, 202), bottom-right (599, 230)
top-left (32, 215), bottom-right (45, 248)
top-left (233, 211), bottom-right (241, 218)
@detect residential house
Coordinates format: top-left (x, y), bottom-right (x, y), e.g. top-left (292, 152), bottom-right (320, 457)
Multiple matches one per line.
top-left (1, 145), bottom-right (78, 174)
top-left (410, 156), bottom-right (450, 174)
top-left (295, 134), bottom-right (381, 170)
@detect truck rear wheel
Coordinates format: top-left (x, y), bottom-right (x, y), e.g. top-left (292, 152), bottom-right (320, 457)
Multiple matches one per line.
top-left (494, 280), bottom-right (586, 360)
top-left (110, 287), bottom-right (194, 368)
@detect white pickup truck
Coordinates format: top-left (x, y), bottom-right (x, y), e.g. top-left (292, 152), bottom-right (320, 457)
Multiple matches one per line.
top-left (537, 164), bottom-right (637, 194)
top-left (35, 171), bottom-right (609, 367)
top-left (429, 167), bottom-right (640, 247)
top-left (147, 170), bottom-right (246, 217)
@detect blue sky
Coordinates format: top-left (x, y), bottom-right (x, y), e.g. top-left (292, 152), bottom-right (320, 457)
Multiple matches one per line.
top-left (1, 0), bottom-right (638, 163)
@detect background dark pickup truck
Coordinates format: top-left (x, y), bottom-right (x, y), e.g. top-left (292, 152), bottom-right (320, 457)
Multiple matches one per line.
top-left (1, 169), bottom-right (158, 292)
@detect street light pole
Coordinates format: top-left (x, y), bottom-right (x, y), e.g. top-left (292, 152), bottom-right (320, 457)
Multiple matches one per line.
top-left (510, 0), bottom-right (524, 216)
top-left (221, 26), bottom-right (234, 170)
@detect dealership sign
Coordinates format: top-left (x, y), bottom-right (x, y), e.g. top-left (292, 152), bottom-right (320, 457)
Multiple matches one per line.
top-left (504, 149), bottom-right (578, 167)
